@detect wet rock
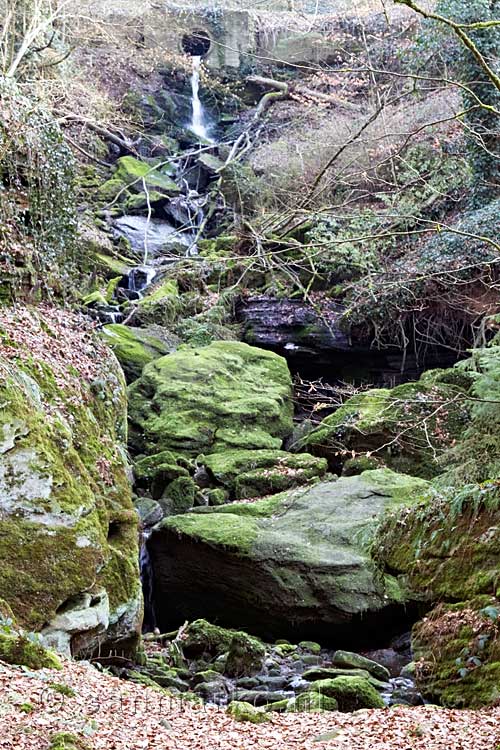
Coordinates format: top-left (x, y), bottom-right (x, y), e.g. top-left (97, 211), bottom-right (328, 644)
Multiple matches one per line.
top-left (101, 323), bottom-right (171, 382)
top-left (332, 650), bottom-right (391, 682)
top-left (234, 689), bottom-right (294, 706)
top-left (194, 678), bottom-right (230, 703)
top-left (388, 677), bottom-right (424, 706)
top-left (134, 497), bottom-right (164, 527)
top-left (114, 215), bottom-right (191, 258)
top-left (360, 647), bottom-right (408, 677)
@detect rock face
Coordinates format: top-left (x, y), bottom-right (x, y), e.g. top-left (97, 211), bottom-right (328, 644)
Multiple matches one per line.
top-left (128, 341), bottom-right (294, 457)
top-left (149, 469), bottom-right (428, 642)
top-left (0, 308), bottom-right (141, 658)
top-left (237, 296), bottom-right (459, 382)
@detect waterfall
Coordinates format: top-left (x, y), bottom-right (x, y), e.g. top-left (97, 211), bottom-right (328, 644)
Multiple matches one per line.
top-left (139, 530), bottom-right (157, 633)
top-left (189, 55), bottom-right (210, 140)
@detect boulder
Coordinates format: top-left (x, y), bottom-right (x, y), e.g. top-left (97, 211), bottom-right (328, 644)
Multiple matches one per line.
top-left (149, 469), bottom-right (428, 641)
top-left (128, 342), bottom-right (294, 457)
top-left (302, 372), bottom-right (469, 478)
top-left (332, 650), bottom-right (390, 682)
top-left (307, 676), bottom-right (385, 711)
top-left (201, 449), bottom-right (327, 499)
top-left (286, 692), bottom-right (338, 712)
top-left (227, 701), bottom-right (269, 724)
top-left (0, 309), bottom-right (141, 658)
top-left (114, 156), bottom-right (179, 195)
top-left (101, 323), bottom-right (171, 382)
top-left (182, 619), bottom-right (265, 676)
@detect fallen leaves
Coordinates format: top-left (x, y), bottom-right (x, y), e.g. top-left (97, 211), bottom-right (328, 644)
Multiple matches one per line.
top-left (0, 659), bottom-right (499, 750)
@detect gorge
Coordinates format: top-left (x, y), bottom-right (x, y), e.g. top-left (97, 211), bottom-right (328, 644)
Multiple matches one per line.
top-left (0, 0), bottom-right (499, 746)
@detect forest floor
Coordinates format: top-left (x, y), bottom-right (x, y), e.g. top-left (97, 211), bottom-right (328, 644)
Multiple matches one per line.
top-left (1, 659), bottom-right (499, 750)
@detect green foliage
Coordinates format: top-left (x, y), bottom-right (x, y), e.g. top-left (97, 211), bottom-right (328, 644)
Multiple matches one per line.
top-left (344, 199), bottom-right (500, 347)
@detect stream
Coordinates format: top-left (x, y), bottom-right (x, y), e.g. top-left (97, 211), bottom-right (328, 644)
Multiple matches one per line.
top-left (96, 56), bottom-right (426, 710)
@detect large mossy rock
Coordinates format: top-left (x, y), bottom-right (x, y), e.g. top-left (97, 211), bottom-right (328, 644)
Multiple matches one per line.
top-left (307, 675), bottom-right (385, 711)
top-left (149, 469), bottom-right (428, 640)
top-left (100, 323), bottom-right (172, 382)
top-left (301, 372), bottom-right (469, 478)
top-left (412, 597), bottom-right (500, 708)
top-left (0, 308), bottom-right (141, 658)
top-left (128, 342), bottom-right (294, 457)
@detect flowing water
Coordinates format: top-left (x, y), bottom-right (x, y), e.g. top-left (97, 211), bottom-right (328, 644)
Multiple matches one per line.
top-left (189, 55), bottom-right (210, 140)
top-left (140, 530), bottom-right (157, 633)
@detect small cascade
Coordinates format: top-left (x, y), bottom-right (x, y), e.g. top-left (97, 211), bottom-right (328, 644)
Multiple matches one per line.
top-left (189, 55), bottom-right (210, 140)
top-left (140, 530), bottom-right (157, 633)
top-left (127, 266), bottom-right (157, 296)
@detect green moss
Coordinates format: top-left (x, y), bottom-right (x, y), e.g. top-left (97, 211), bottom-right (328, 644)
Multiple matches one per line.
top-left (227, 701), bottom-right (269, 724)
top-left (114, 156), bottom-right (180, 195)
top-left (375, 480), bottom-right (500, 603)
top-left (286, 692), bottom-right (338, 712)
top-left (0, 632), bottom-right (62, 670)
top-left (225, 632), bottom-right (265, 676)
top-left (98, 178), bottom-right (126, 203)
top-left (299, 640), bottom-right (322, 654)
top-left (101, 324), bottom-right (170, 382)
top-left (48, 682), bottom-right (76, 697)
top-left (128, 342), bottom-right (293, 458)
top-left (307, 676), bottom-right (385, 711)
top-left (0, 311), bottom-right (140, 653)
top-left (202, 449), bottom-right (327, 500)
top-left (49, 732), bottom-right (89, 750)
top-left (161, 513), bottom-right (259, 554)
top-left (161, 476), bottom-right (197, 515)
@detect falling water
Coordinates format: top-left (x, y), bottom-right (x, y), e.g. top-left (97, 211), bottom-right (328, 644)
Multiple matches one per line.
top-left (189, 55), bottom-right (210, 140)
top-left (140, 530), bottom-right (157, 632)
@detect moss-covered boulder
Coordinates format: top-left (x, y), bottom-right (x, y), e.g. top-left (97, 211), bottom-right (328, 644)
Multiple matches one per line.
top-left (201, 449), bottom-right (327, 499)
top-left (114, 155), bottom-right (180, 195)
top-left (332, 650), bottom-right (390, 682)
top-left (0, 631), bottom-right (62, 670)
top-left (128, 342), bottom-right (294, 457)
top-left (182, 619), bottom-right (265, 675)
top-left (101, 324), bottom-right (172, 382)
top-left (227, 700), bottom-right (269, 724)
top-left (0, 307), bottom-right (141, 658)
top-left (302, 374), bottom-right (469, 478)
top-left (307, 676), bottom-right (385, 711)
top-left (286, 691), bottom-right (338, 712)
top-left (149, 469), bottom-right (428, 640)
top-left (412, 598), bottom-right (500, 708)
